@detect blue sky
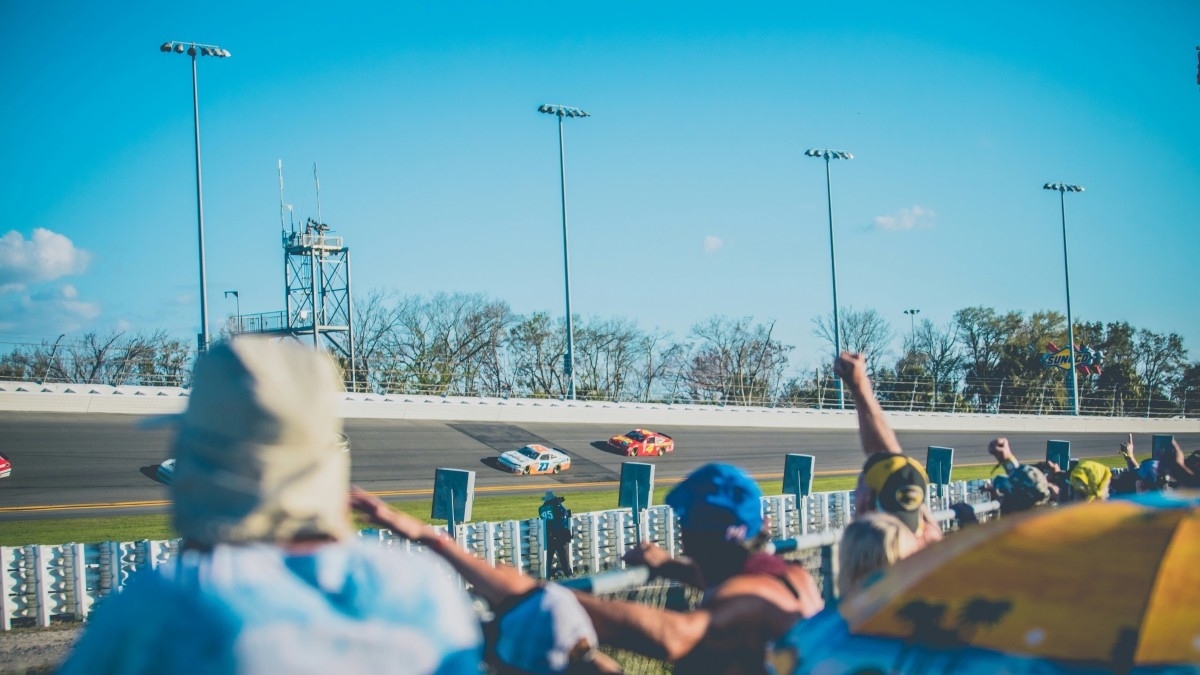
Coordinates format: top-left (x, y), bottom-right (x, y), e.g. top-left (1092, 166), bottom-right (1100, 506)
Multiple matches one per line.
top-left (2, 1), bottom-right (1198, 375)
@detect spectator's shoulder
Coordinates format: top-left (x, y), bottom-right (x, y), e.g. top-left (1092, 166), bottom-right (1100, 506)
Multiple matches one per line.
top-left (703, 570), bottom-right (822, 640)
top-left (59, 566), bottom-right (201, 675)
top-left (711, 566), bottom-right (818, 610)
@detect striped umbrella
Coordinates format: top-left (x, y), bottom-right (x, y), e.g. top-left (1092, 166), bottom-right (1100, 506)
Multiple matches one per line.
top-left (769, 491), bottom-right (1200, 674)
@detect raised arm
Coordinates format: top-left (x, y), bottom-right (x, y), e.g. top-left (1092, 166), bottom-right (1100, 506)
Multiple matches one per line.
top-left (1158, 440), bottom-right (1200, 488)
top-left (351, 486), bottom-right (626, 674)
top-left (572, 592), bottom-right (711, 661)
top-left (573, 582), bottom-right (803, 663)
top-left (349, 486), bottom-right (538, 606)
top-left (1119, 434), bottom-right (1140, 471)
top-left (834, 352), bottom-right (902, 456)
top-left (622, 541), bottom-right (707, 589)
top-left (988, 437), bottom-right (1020, 472)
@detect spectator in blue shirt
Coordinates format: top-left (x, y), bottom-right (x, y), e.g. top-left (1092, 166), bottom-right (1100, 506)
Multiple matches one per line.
top-left (61, 337), bottom-right (482, 675)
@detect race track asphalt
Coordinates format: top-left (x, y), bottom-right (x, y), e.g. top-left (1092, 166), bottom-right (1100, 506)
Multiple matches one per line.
top-left (1, 412), bottom-right (1196, 520)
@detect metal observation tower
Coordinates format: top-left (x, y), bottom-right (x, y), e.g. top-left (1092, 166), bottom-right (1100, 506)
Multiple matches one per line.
top-left (231, 161), bottom-right (356, 387)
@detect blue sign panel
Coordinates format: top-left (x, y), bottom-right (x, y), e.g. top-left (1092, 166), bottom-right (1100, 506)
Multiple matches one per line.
top-left (783, 454), bottom-right (816, 499)
top-left (618, 462), bottom-right (655, 518)
top-left (1152, 435), bottom-right (1175, 462)
top-left (432, 468), bottom-right (475, 526)
top-left (1046, 440), bottom-right (1071, 471)
top-left (926, 446), bottom-right (954, 486)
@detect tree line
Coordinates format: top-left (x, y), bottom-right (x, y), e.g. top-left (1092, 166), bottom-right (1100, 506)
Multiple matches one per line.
top-left (1, 292), bottom-right (1195, 417)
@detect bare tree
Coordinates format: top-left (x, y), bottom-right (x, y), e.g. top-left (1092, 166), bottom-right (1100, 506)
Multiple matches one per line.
top-left (352, 289), bottom-right (408, 393)
top-left (633, 331), bottom-right (688, 402)
top-left (349, 291), bottom-right (512, 396)
top-left (908, 319), bottom-right (963, 405)
top-left (384, 292), bottom-right (512, 396)
top-left (507, 312), bottom-right (566, 397)
top-left (813, 307), bottom-right (895, 375)
top-left (572, 317), bottom-right (646, 401)
top-left (434, 294), bottom-right (511, 396)
top-left (65, 331), bottom-right (125, 384)
top-left (686, 316), bottom-right (792, 406)
top-left (142, 335), bottom-right (192, 387)
top-left (109, 331), bottom-right (169, 385)
top-left (0, 345), bottom-right (38, 381)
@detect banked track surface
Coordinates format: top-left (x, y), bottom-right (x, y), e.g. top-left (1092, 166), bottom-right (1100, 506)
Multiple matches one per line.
top-left (2, 412), bottom-right (1197, 520)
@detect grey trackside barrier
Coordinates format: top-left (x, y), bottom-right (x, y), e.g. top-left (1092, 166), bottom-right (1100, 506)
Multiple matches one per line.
top-left (2, 381), bottom-right (1197, 433)
top-left (0, 483), bottom-right (993, 630)
top-left (0, 540), bottom-right (178, 631)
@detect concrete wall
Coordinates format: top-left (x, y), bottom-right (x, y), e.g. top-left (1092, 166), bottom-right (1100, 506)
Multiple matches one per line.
top-left (2, 380), bottom-right (1197, 434)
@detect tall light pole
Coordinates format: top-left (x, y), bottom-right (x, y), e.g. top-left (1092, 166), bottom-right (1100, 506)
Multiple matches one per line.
top-left (903, 308), bottom-right (921, 346)
top-left (537, 103), bottom-right (590, 400)
top-left (224, 290), bottom-right (240, 333)
top-left (805, 148), bottom-right (854, 409)
top-left (1044, 182), bottom-right (1085, 416)
top-left (160, 40), bottom-right (231, 353)
top-left (38, 333), bottom-right (66, 385)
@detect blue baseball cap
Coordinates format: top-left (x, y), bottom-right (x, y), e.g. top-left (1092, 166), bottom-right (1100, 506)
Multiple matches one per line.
top-left (665, 463), bottom-right (763, 541)
top-left (1137, 459), bottom-right (1161, 485)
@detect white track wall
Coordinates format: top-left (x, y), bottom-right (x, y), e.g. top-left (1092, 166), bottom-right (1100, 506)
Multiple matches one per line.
top-left (2, 381), bottom-right (1197, 433)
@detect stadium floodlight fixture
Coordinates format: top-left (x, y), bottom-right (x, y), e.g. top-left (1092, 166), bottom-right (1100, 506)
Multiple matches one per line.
top-left (538, 104), bottom-right (591, 118)
top-left (537, 103), bottom-right (590, 400)
top-left (805, 148), bottom-right (854, 161)
top-left (804, 147), bottom-right (855, 409)
top-left (160, 40), bottom-right (231, 353)
top-left (903, 308), bottom-right (921, 343)
top-left (1044, 182), bottom-right (1084, 193)
top-left (1043, 181), bottom-right (1086, 415)
top-left (161, 41), bottom-right (231, 58)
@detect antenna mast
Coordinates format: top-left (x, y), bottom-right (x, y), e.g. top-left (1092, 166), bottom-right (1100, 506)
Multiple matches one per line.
top-left (278, 159), bottom-right (286, 232)
top-left (314, 162), bottom-right (323, 227)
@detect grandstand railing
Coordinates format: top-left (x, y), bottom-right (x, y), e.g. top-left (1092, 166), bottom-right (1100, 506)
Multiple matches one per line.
top-left (0, 481), bottom-right (995, 630)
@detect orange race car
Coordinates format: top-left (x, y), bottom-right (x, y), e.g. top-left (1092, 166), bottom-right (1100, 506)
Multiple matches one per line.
top-left (608, 429), bottom-right (674, 457)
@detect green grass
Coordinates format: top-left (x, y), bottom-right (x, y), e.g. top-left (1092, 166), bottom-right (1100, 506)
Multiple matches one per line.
top-left (0, 455), bottom-right (1134, 547)
top-left (0, 514), bottom-right (178, 547)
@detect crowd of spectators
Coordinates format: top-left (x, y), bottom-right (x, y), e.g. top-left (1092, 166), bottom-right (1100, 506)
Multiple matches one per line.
top-left (58, 337), bottom-right (1198, 674)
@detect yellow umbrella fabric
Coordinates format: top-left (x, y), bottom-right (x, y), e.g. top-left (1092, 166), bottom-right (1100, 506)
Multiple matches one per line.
top-left (839, 493), bottom-right (1200, 668)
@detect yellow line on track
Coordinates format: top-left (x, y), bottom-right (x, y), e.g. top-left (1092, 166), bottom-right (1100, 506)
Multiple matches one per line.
top-left (0, 500), bottom-right (170, 513)
top-left (0, 461), bottom-right (1004, 514)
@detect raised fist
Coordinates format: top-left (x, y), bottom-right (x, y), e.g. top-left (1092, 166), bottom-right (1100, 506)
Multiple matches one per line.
top-left (833, 352), bottom-right (869, 388)
top-left (988, 438), bottom-right (1015, 464)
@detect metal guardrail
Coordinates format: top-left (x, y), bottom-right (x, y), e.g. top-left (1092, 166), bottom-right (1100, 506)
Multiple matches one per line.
top-left (0, 483), bottom-right (993, 630)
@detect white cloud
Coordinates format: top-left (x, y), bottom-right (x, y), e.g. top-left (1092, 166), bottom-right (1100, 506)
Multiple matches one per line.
top-left (0, 231), bottom-right (99, 334)
top-left (0, 284), bottom-right (101, 334)
top-left (873, 205), bottom-right (936, 231)
top-left (703, 235), bottom-right (724, 253)
top-left (0, 228), bottom-right (91, 289)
